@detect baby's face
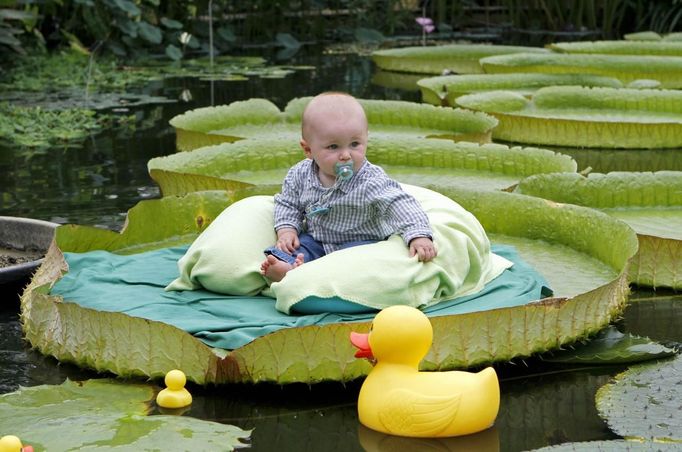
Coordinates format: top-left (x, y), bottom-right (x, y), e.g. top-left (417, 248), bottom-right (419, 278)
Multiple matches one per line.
top-left (301, 111), bottom-right (368, 185)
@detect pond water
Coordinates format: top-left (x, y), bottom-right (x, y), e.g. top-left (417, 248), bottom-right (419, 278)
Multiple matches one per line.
top-left (1, 45), bottom-right (681, 451)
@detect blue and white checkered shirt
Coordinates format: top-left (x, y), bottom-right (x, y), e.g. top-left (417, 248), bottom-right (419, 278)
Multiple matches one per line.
top-left (274, 159), bottom-right (433, 254)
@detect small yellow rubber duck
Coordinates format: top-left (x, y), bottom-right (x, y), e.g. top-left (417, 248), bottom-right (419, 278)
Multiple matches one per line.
top-left (0, 435), bottom-right (32, 452)
top-left (156, 369), bottom-right (192, 409)
top-left (350, 305), bottom-right (500, 438)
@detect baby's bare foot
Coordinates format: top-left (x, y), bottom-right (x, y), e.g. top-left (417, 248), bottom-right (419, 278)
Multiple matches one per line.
top-left (260, 254), bottom-right (305, 282)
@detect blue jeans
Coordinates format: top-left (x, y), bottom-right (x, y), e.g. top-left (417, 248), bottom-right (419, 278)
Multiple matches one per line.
top-left (264, 233), bottom-right (379, 265)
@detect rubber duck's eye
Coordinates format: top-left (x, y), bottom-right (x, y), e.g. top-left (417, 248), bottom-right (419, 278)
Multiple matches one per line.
top-left (369, 324), bottom-right (373, 332)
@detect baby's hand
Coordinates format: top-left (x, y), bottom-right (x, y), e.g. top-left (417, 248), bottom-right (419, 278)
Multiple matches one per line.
top-left (276, 228), bottom-right (300, 253)
top-left (409, 237), bottom-right (437, 262)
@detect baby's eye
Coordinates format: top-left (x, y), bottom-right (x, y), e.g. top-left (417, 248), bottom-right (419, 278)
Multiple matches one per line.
top-left (350, 141), bottom-right (360, 148)
top-left (327, 144), bottom-right (338, 150)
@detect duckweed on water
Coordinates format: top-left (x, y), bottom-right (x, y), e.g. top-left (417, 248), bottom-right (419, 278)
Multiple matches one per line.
top-left (0, 50), bottom-right (302, 93)
top-left (0, 103), bottom-right (135, 149)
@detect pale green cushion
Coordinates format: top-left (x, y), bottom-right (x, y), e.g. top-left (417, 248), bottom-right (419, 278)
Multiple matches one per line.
top-left (165, 195), bottom-right (275, 296)
top-left (166, 185), bottom-right (511, 314)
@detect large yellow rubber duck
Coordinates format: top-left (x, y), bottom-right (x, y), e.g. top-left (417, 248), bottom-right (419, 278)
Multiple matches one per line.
top-left (156, 369), bottom-right (192, 409)
top-left (350, 305), bottom-right (500, 438)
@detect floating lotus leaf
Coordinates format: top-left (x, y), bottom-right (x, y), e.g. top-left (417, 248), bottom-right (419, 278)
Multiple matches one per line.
top-left (169, 97), bottom-right (497, 151)
top-left (0, 378), bottom-right (250, 450)
top-left (516, 171), bottom-right (682, 289)
top-left (595, 354), bottom-right (682, 442)
top-left (540, 326), bottom-right (676, 364)
top-left (147, 136), bottom-right (577, 197)
top-left (21, 186), bottom-right (637, 384)
top-left (480, 52), bottom-right (682, 88)
top-left (371, 44), bottom-right (549, 75)
top-left (418, 73), bottom-right (623, 106)
top-left (456, 86), bottom-right (682, 148)
top-left (549, 40), bottom-right (682, 56)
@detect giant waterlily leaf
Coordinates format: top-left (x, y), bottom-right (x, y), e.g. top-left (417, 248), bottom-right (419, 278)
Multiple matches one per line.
top-left (169, 97), bottom-right (497, 151)
top-left (540, 326), bottom-right (676, 364)
top-left (456, 86), bottom-right (682, 148)
top-left (479, 52), bottom-right (682, 88)
top-left (418, 73), bottom-right (622, 107)
top-left (542, 147), bottom-right (682, 173)
top-left (595, 354), bottom-right (682, 442)
top-left (371, 44), bottom-right (548, 74)
top-left (371, 69), bottom-right (424, 91)
top-left (147, 136), bottom-right (577, 197)
top-left (0, 378), bottom-right (250, 450)
top-left (549, 39), bottom-right (682, 56)
top-left (515, 171), bottom-right (682, 289)
top-left (21, 187), bottom-right (637, 384)
top-left (624, 31), bottom-right (664, 41)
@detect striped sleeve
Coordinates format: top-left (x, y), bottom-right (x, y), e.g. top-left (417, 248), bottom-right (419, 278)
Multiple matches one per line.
top-left (273, 164), bottom-right (306, 232)
top-left (372, 174), bottom-right (433, 245)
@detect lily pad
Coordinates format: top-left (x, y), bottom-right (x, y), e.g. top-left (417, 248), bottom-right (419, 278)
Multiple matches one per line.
top-left (455, 86), bottom-right (682, 148)
top-left (147, 136), bottom-right (577, 197)
top-left (20, 186), bottom-right (637, 384)
top-left (595, 354), bottom-right (682, 442)
top-left (515, 171), bottom-right (682, 289)
top-left (540, 326), bottom-right (676, 364)
top-left (371, 44), bottom-right (549, 74)
top-left (0, 378), bottom-right (250, 450)
top-left (479, 52), bottom-right (682, 88)
top-left (169, 97), bottom-right (498, 151)
top-left (549, 40), bottom-right (682, 56)
top-left (0, 90), bottom-right (175, 111)
top-left (0, 51), bottom-right (291, 93)
top-left (418, 73), bottom-right (623, 107)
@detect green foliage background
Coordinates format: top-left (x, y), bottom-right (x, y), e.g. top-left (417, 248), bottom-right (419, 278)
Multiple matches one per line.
top-left (4, 1), bottom-right (682, 62)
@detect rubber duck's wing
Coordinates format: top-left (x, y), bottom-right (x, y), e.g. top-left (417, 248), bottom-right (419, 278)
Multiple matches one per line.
top-left (378, 388), bottom-right (461, 437)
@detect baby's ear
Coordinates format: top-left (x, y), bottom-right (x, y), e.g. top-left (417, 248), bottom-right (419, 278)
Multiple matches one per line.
top-left (300, 139), bottom-right (312, 158)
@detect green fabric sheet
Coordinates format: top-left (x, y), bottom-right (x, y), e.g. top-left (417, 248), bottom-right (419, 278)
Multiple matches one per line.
top-left (51, 244), bottom-right (551, 351)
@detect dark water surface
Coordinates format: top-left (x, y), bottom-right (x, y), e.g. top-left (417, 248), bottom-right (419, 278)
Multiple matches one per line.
top-left (1, 46), bottom-right (681, 451)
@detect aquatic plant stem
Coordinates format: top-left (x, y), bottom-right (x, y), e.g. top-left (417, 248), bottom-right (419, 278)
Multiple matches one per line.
top-left (209, 0), bottom-right (214, 106)
top-left (421, 1), bottom-right (427, 46)
top-left (84, 41), bottom-right (102, 108)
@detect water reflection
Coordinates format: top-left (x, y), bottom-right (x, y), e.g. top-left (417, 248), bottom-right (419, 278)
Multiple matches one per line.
top-left (493, 142), bottom-right (682, 174)
top-left (357, 424), bottom-right (500, 451)
top-left (0, 48), bottom-right (418, 231)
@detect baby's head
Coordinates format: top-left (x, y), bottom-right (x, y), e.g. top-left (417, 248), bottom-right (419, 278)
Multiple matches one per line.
top-left (300, 92), bottom-right (369, 184)
top-left (301, 92), bottom-right (368, 140)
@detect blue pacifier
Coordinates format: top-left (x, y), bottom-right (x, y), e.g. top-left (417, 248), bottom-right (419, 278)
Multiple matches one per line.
top-left (335, 162), bottom-right (354, 181)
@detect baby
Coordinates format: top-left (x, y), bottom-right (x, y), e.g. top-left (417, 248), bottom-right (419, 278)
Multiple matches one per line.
top-left (260, 92), bottom-right (437, 282)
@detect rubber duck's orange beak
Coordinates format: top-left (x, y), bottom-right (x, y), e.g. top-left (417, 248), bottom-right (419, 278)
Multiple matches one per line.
top-left (350, 332), bottom-right (373, 359)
